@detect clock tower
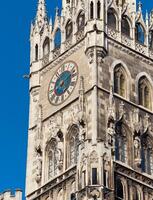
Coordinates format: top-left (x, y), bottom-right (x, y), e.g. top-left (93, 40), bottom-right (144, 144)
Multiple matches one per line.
top-left (26, 0), bottom-right (153, 199)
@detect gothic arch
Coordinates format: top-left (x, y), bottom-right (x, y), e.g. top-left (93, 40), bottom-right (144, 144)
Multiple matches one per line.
top-left (141, 131), bottom-right (153, 175)
top-left (107, 8), bottom-right (118, 30)
top-left (115, 120), bottom-right (133, 165)
top-left (135, 22), bottom-right (146, 45)
top-left (45, 137), bottom-right (58, 180)
top-left (121, 15), bottom-right (131, 37)
top-left (65, 19), bottom-right (73, 40)
top-left (53, 28), bottom-right (61, 48)
top-left (66, 124), bottom-right (79, 169)
top-left (76, 10), bottom-right (85, 31)
top-left (43, 37), bottom-right (50, 56)
top-left (135, 73), bottom-right (153, 110)
top-left (115, 177), bottom-right (128, 199)
top-left (111, 60), bottom-right (132, 100)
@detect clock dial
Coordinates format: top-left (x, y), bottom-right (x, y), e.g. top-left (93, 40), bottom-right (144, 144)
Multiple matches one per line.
top-left (48, 61), bottom-right (78, 105)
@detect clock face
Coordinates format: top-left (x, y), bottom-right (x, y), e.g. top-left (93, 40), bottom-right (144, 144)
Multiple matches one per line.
top-left (48, 61), bottom-right (78, 105)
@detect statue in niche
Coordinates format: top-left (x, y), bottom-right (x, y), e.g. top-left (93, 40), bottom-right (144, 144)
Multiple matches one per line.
top-left (106, 118), bottom-right (115, 151)
top-left (35, 149), bottom-right (42, 183)
top-left (134, 136), bottom-right (141, 166)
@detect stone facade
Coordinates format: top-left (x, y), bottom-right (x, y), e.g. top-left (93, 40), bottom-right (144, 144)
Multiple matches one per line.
top-left (0, 190), bottom-right (22, 200)
top-left (26, 0), bottom-right (153, 199)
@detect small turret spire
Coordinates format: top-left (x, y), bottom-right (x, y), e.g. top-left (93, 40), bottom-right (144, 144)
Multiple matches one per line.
top-left (35, 0), bottom-right (48, 28)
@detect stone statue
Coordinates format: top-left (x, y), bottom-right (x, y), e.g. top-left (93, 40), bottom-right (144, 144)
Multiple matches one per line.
top-left (134, 137), bottom-right (141, 160)
top-left (35, 151), bottom-right (42, 183)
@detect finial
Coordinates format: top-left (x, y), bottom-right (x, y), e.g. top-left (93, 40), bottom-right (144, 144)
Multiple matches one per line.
top-left (138, 1), bottom-right (142, 12)
top-left (146, 10), bottom-right (149, 26)
top-left (56, 7), bottom-right (59, 16)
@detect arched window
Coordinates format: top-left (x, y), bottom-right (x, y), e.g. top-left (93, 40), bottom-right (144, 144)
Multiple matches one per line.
top-left (46, 138), bottom-right (58, 180)
top-left (107, 9), bottom-right (117, 29)
top-left (115, 179), bottom-right (124, 200)
top-left (54, 28), bottom-right (61, 49)
top-left (97, 1), bottom-right (101, 19)
top-left (135, 23), bottom-right (145, 44)
top-left (90, 1), bottom-right (94, 19)
top-left (138, 76), bottom-right (152, 110)
top-left (115, 122), bottom-right (130, 164)
top-left (66, 20), bottom-right (73, 39)
top-left (35, 44), bottom-right (38, 61)
top-left (132, 186), bottom-right (140, 200)
top-left (66, 125), bottom-right (79, 168)
top-left (121, 17), bottom-right (130, 37)
top-left (114, 65), bottom-right (127, 98)
top-left (141, 133), bottom-right (153, 175)
top-left (43, 37), bottom-right (50, 56)
top-left (77, 11), bottom-right (85, 31)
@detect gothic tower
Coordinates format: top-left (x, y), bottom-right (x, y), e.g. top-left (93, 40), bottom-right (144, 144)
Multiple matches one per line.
top-left (26, 0), bottom-right (153, 199)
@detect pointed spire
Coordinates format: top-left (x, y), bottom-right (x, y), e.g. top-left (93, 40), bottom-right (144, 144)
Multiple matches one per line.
top-left (138, 1), bottom-right (142, 12)
top-left (35, 0), bottom-right (48, 28)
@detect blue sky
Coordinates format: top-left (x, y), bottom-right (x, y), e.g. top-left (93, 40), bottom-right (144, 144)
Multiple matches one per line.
top-left (0, 0), bottom-right (152, 199)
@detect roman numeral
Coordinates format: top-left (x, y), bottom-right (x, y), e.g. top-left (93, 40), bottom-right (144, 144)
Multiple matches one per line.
top-left (70, 81), bottom-right (75, 86)
top-left (61, 94), bottom-right (64, 102)
top-left (55, 96), bottom-right (59, 104)
top-left (50, 94), bottom-right (56, 101)
top-left (71, 73), bottom-right (77, 78)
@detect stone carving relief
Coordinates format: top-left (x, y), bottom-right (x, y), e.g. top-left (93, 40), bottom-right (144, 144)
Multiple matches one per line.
top-left (34, 148), bottom-right (42, 184)
top-left (133, 136), bottom-right (141, 167)
top-left (105, 85), bottom-right (115, 151)
top-left (90, 151), bottom-right (99, 164)
top-left (103, 154), bottom-right (111, 172)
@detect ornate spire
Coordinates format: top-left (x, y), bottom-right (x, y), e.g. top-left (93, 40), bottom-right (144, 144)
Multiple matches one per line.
top-left (35, 0), bottom-right (48, 28)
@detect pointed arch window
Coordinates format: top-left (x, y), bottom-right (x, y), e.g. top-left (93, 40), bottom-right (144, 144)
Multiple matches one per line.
top-left (135, 23), bottom-right (145, 44)
top-left (97, 1), bottom-right (101, 19)
top-left (46, 138), bottom-right (58, 180)
top-left (43, 37), bottom-right (50, 56)
top-left (77, 11), bottom-right (85, 31)
top-left (66, 20), bottom-right (73, 40)
top-left (115, 178), bottom-right (124, 200)
top-left (121, 17), bottom-right (130, 37)
top-left (141, 133), bottom-right (153, 175)
top-left (138, 76), bottom-right (152, 110)
top-left (35, 44), bottom-right (38, 61)
top-left (107, 9), bottom-right (117, 30)
top-left (66, 125), bottom-right (79, 168)
top-left (115, 122), bottom-right (129, 164)
top-left (54, 28), bottom-right (61, 49)
top-left (132, 186), bottom-right (140, 200)
top-left (90, 1), bottom-right (94, 19)
top-left (114, 65), bottom-right (127, 98)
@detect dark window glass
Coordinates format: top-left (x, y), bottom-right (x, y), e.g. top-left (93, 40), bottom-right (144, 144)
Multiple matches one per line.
top-left (121, 17), bottom-right (130, 37)
top-left (77, 12), bottom-right (85, 31)
top-left (97, 1), bottom-right (101, 19)
top-left (66, 21), bottom-right (73, 39)
top-left (135, 23), bottom-right (145, 44)
top-left (35, 44), bottom-right (38, 61)
top-left (54, 29), bottom-right (61, 48)
top-left (115, 179), bottom-right (123, 200)
top-left (92, 168), bottom-right (98, 185)
top-left (108, 10), bottom-right (116, 29)
top-left (90, 1), bottom-right (94, 19)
